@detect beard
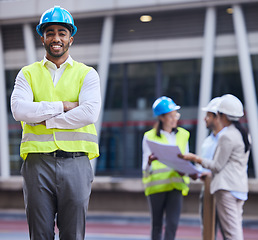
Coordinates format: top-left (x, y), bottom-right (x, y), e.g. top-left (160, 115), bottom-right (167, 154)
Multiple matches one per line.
top-left (44, 42), bottom-right (69, 58)
top-left (206, 123), bottom-right (214, 131)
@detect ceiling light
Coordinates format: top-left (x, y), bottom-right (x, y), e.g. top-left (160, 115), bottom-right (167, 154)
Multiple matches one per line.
top-left (140, 15), bottom-right (152, 22)
top-left (227, 8), bottom-right (233, 14)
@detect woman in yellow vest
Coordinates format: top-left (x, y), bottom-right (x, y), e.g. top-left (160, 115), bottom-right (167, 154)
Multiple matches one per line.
top-left (142, 96), bottom-right (193, 240)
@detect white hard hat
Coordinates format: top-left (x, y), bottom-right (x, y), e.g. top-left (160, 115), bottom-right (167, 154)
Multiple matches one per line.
top-left (202, 97), bottom-right (221, 114)
top-left (217, 94), bottom-right (244, 121)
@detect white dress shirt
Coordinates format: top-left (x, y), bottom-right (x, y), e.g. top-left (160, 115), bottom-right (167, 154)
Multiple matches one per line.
top-left (198, 127), bottom-right (227, 173)
top-left (11, 56), bottom-right (101, 129)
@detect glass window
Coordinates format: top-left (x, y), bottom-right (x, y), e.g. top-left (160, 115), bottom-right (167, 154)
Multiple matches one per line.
top-left (97, 60), bottom-right (201, 176)
top-left (125, 62), bottom-right (156, 175)
top-left (97, 126), bottom-right (125, 175)
top-left (213, 56), bottom-right (255, 177)
top-left (6, 69), bottom-right (19, 112)
top-left (212, 56), bottom-right (243, 102)
top-left (79, 57), bottom-right (256, 177)
top-left (6, 69), bottom-right (23, 175)
top-left (2, 25), bottom-right (24, 51)
top-left (127, 62), bottom-right (156, 109)
top-left (97, 64), bottom-right (125, 174)
top-left (161, 59), bottom-right (201, 153)
top-left (251, 54), bottom-right (258, 103)
top-left (161, 59), bottom-right (201, 106)
top-left (104, 64), bottom-right (124, 109)
top-left (97, 62), bottom-right (156, 176)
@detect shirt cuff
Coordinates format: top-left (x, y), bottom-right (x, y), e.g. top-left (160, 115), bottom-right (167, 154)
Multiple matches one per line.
top-left (201, 158), bottom-right (211, 169)
top-left (55, 101), bottom-right (64, 113)
top-left (45, 101), bottom-right (64, 129)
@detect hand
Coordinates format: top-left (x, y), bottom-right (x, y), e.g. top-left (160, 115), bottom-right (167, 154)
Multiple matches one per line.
top-left (200, 171), bottom-right (212, 181)
top-left (177, 171), bottom-right (185, 176)
top-left (148, 154), bottom-right (158, 165)
top-left (37, 121), bottom-right (46, 126)
top-left (63, 101), bottom-right (79, 112)
top-left (189, 173), bottom-right (198, 180)
top-left (178, 153), bottom-right (201, 164)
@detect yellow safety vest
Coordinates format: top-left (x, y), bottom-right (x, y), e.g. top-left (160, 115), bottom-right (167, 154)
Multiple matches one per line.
top-left (20, 60), bottom-right (99, 160)
top-left (142, 127), bottom-right (190, 196)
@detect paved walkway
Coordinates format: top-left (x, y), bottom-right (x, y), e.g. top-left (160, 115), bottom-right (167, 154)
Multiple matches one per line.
top-left (0, 210), bottom-right (257, 240)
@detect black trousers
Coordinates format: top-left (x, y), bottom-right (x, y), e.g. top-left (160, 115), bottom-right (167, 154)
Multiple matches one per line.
top-left (147, 190), bottom-right (182, 240)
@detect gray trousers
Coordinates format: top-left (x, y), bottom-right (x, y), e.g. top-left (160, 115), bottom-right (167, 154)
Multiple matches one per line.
top-left (214, 190), bottom-right (245, 240)
top-left (147, 190), bottom-right (182, 240)
top-left (21, 153), bottom-right (93, 240)
top-left (199, 187), bottom-right (226, 240)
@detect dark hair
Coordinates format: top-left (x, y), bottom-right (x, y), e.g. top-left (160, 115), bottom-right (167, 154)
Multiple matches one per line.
top-left (218, 112), bottom-right (250, 152)
top-left (232, 121), bottom-right (250, 153)
top-left (155, 116), bottom-right (178, 137)
top-left (41, 22), bottom-right (72, 35)
top-left (211, 112), bottom-right (217, 118)
top-left (155, 119), bottom-right (163, 137)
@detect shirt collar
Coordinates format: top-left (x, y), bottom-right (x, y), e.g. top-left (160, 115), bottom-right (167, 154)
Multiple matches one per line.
top-left (218, 126), bottom-right (227, 136)
top-left (160, 128), bottom-right (178, 135)
top-left (42, 55), bottom-right (73, 68)
top-left (211, 126), bottom-right (227, 139)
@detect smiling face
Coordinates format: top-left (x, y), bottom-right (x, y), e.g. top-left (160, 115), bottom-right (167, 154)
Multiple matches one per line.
top-left (159, 110), bottom-right (180, 132)
top-left (41, 24), bottom-right (73, 66)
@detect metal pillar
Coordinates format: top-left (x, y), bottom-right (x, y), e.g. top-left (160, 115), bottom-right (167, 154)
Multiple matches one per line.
top-left (196, 7), bottom-right (216, 155)
top-left (91, 16), bottom-right (114, 172)
top-left (233, 5), bottom-right (258, 178)
top-left (0, 26), bottom-right (10, 178)
top-left (23, 23), bottom-right (37, 64)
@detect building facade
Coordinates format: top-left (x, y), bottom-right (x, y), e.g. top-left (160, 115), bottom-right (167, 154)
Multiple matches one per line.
top-left (1, 0), bottom-right (258, 178)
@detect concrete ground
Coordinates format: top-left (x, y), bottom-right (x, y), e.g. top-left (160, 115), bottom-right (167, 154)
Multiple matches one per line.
top-left (0, 210), bottom-right (258, 240)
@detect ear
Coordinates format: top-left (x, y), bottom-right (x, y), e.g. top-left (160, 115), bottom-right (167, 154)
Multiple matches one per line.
top-left (159, 115), bottom-right (165, 123)
top-left (40, 36), bottom-right (44, 45)
top-left (69, 36), bottom-right (74, 47)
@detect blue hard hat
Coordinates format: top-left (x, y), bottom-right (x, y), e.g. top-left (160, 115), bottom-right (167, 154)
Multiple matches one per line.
top-left (36, 6), bottom-right (77, 37)
top-left (152, 96), bottom-right (181, 116)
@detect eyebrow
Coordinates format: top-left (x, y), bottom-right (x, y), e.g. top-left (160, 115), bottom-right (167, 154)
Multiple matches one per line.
top-left (45, 28), bottom-right (68, 33)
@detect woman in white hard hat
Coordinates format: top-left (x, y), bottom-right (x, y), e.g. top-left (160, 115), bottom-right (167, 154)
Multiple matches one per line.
top-left (142, 96), bottom-right (196, 240)
top-left (179, 94), bottom-right (250, 240)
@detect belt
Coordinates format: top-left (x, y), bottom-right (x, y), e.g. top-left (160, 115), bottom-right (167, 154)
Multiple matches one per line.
top-left (42, 150), bottom-right (85, 158)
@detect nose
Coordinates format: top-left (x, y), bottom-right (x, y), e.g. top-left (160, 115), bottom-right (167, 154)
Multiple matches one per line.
top-left (52, 33), bottom-right (61, 42)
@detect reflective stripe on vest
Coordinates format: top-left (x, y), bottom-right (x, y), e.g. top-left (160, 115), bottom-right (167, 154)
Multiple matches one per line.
top-left (21, 132), bottom-right (98, 143)
top-left (144, 177), bottom-right (185, 188)
top-left (20, 60), bottom-right (99, 160)
top-left (142, 167), bottom-right (172, 178)
top-left (142, 127), bottom-right (190, 196)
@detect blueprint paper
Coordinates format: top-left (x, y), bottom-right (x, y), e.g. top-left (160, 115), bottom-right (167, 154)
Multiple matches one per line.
top-left (146, 139), bottom-right (201, 175)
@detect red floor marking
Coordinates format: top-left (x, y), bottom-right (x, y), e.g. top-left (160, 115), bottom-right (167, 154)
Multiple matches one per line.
top-left (1, 219), bottom-right (258, 240)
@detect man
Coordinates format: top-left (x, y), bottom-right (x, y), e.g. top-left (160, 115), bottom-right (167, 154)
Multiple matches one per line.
top-left (11, 6), bottom-right (101, 240)
top-left (199, 97), bottom-right (226, 239)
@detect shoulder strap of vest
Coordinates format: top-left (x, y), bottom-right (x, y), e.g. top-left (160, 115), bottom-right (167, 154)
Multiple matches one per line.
top-left (72, 60), bottom-right (92, 73)
top-left (177, 127), bottom-right (190, 138)
top-left (176, 127), bottom-right (190, 154)
top-left (22, 61), bottom-right (43, 72)
top-left (144, 128), bottom-right (169, 144)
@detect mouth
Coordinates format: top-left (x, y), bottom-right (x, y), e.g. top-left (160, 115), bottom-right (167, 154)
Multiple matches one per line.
top-left (50, 44), bottom-right (63, 51)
